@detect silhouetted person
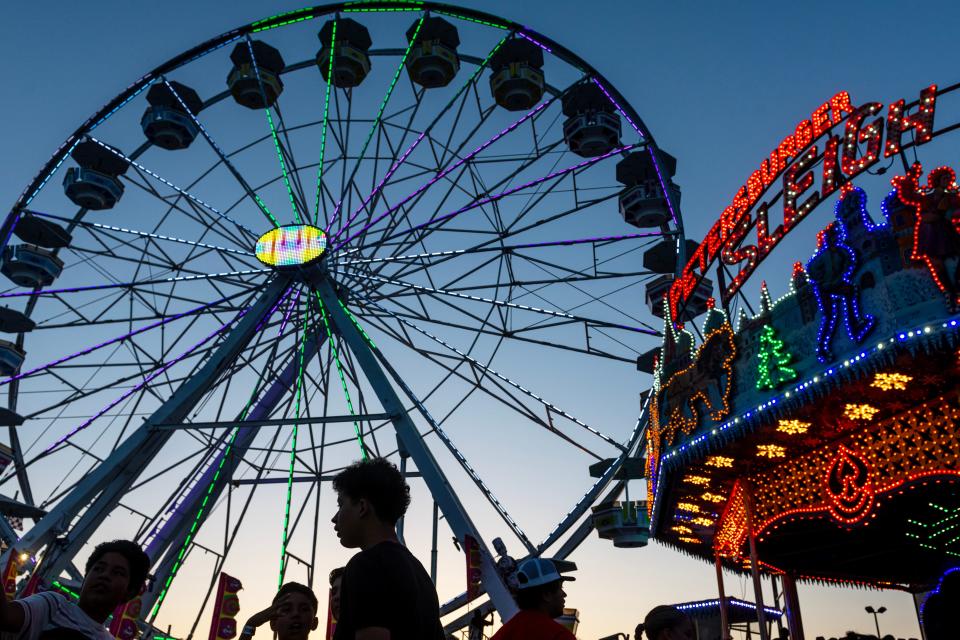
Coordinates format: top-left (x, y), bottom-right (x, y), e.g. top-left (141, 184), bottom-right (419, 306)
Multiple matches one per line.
top-left (328, 567), bottom-right (344, 622)
top-left (635, 605), bottom-right (695, 640)
top-left (0, 539), bottom-right (149, 640)
top-left (491, 558), bottom-right (575, 640)
top-left (331, 458), bottom-right (443, 640)
top-left (240, 582), bottom-right (319, 640)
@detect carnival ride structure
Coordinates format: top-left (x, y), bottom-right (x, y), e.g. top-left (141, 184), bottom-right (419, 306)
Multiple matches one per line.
top-left (647, 78), bottom-right (960, 640)
top-left (0, 2), bottom-right (688, 636)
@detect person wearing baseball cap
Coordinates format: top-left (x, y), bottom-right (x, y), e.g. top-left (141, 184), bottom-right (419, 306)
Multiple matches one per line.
top-left (491, 558), bottom-right (576, 640)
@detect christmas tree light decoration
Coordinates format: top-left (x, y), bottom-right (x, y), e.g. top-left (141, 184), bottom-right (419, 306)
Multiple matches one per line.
top-left (871, 372), bottom-right (913, 391)
top-left (844, 403), bottom-right (879, 421)
top-left (756, 324), bottom-right (797, 390)
top-left (702, 493), bottom-right (726, 503)
top-left (677, 502), bottom-right (701, 513)
top-left (690, 517), bottom-right (715, 527)
top-left (757, 444), bottom-right (787, 458)
top-left (684, 475), bottom-right (710, 486)
top-left (777, 419), bottom-right (811, 435)
top-left (706, 456), bottom-right (734, 468)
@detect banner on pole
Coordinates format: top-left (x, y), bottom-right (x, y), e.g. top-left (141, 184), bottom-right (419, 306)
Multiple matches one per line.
top-left (109, 594), bottom-right (143, 640)
top-left (208, 573), bottom-right (243, 640)
top-left (464, 535), bottom-right (483, 602)
top-left (2, 550), bottom-right (20, 599)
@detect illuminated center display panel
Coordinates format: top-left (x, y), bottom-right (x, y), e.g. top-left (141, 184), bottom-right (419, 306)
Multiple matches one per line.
top-left (255, 225), bottom-right (327, 268)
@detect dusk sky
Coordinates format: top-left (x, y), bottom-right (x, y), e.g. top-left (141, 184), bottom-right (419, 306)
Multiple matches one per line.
top-left (3, 2), bottom-right (959, 639)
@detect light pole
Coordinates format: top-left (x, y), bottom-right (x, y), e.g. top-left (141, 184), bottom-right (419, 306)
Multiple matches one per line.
top-left (865, 605), bottom-right (886, 638)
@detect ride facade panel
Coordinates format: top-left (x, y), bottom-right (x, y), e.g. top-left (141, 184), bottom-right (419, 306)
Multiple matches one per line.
top-left (648, 80), bottom-right (960, 601)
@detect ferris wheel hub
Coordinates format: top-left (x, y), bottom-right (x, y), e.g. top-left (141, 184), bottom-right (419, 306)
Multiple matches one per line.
top-left (254, 224), bottom-right (327, 269)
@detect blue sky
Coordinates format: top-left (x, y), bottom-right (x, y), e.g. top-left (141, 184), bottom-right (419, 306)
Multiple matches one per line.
top-left (3, 2), bottom-right (959, 638)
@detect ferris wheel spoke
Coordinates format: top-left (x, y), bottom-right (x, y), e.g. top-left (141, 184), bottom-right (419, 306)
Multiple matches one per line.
top-left (244, 37), bottom-right (307, 225)
top-left (333, 95), bottom-right (556, 255)
top-left (119, 163), bottom-right (255, 255)
top-left (325, 15), bottom-right (426, 236)
top-left (30, 213), bottom-right (256, 262)
top-left (355, 294), bottom-right (625, 451)
top-left (328, 35), bottom-right (507, 247)
top-left (359, 327), bottom-right (537, 552)
top-left (340, 270), bottom-right (657, 339)
top-left (382, 143), bottom-right (632, 259)
top-left (159, 76), bottom-right (283, 229)
top-left (85, 135), bottom-right (258, 240)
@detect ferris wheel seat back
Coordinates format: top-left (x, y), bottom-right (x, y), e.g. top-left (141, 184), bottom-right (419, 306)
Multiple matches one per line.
top-left (1, 244), bottom-right (64, 289)
top-left (13, 215), bottom-right (72, 250)
top-left (489, 39), bottom-right (545, 111)
top-left (591, 500), bottom-right (651, 548)
top-left (616, 150), bottom-right (681, 228)
top-left (317, 18), bottom-right (372, 88)
top-left (141, 81), bottom-right (203, 150)
top-left (405, 16), bottom-right (460, 89)
top-left (562, 82), bottom-right (622, 157)
top-left (0, 338), bottom-right (25, 377)
top-left (227, 40), bottom-right (285, 109)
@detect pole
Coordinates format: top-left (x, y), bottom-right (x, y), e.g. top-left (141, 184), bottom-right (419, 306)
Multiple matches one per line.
top-left (430, 501), bottom-right (439, 584)
top-left (781, 572), bottom-right (805, 640)
top-left (770, 575), bottom-right (786, 638)
top-left (870, 611), bottom-right (881, 638)
top-left (743, 483), bottom-right (770, 640)
top-left (714, 553), bottom-right (730, 640)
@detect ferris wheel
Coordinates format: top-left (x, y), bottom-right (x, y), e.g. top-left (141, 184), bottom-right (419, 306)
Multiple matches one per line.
top-left (0, 2), bottom-right (686, 634)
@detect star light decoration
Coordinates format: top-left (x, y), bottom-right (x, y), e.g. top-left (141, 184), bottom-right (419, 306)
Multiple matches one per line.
top-left (777, 419), bottom-right (811, 435)
top-left (757, 444), bottom-right (787, 459)
top-left (690, 517), bottom-right (715, 527)
top-left (706, 456), bottom-right (734, 468)
top-left (844, 403), bottom-right (879, 421)
top-left (684, 475), bottom-right (711, 486)
top-left (677, 502), bottom-right (701, 513)
top-left (702, 493), bottom-right (726, 503)
top-left (871, 372), bottom-right (913, 391)
top-left (672, 525), bottom-right (693, 535)
top-left (678, 536), bottom-right (702, 544)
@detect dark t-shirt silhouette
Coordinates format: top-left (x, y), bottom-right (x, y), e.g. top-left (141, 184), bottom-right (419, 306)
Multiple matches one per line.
top-left (333, 540), bottom-right (444, 640)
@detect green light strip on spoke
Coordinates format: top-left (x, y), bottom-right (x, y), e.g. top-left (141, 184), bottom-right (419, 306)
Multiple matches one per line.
top-left (339, 299), bottom-right (377, 350)
top-left (278, 306), bottom-right (311, 587)
top-left (252, 9), bottom-right (317, 32)
top-left (314, 19), bottom-right (337, 223)
top-left (264, 106), bottom-right (302, 223)
top-left (51, 581), bottom-right (80, 600)
top-left (150, 382), bottom-right (263, 618)
top-left (435, 10), bottom-right (509, 29)
top-left (328, 15), bottom-right (423, 232)
top-left (315, 293), bottom-right (367, 458)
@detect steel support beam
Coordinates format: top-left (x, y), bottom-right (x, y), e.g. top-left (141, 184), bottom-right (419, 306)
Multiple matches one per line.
top-left (139, 323), bottom-right (326, 614)
top-left (4, 276), bottom-right (291, 583)
top-left (153, 413), bottom-right (391, 430)
top-left (315, 278), bottom-right (519, 620)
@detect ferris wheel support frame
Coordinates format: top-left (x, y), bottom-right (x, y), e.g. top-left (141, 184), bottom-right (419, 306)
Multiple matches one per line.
top-left (140, 325), bottom-right (329, 617)
top-left (314, 276), bottom-right (519, 620)
top-left (0, 276), bottom-right (292, 584)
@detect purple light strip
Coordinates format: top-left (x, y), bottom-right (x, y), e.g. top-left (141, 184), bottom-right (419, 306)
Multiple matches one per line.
top-left (647, 145), bottom-right (679, 225)
top-left (0, 269), bottom-right (270, 299)
top-left (332, 100), bottom-right (555, 253)
top-left (401, 145), bottom-right (634, 237)
top-left (518, 31), bottom-right (552, 52)
top-left (278, 285), bottom-right (302, 336)
top-left (327, 131), bottom-right (427, 242)
top-left (591, 78), bottom-right (644, 139)
top-left (0, 294), bottom-right (238, 387)
top-left (42, 306), bottom-right (251, 454)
